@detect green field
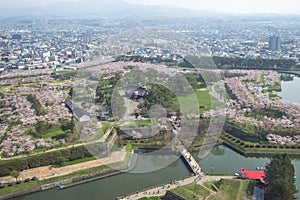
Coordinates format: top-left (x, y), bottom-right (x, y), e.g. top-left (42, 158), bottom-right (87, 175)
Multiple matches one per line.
top-left (208, 179), bottom-right (253, 200)
top-left (101, 122), bottom-right (119, 133)
top-left (134, 119), bottom-right (152, 127)
top-left (171, 183), bottom-right (210, 200)
top-left (170, 179), bottom-right (253, 200)
top-left (178, 89), bottom-right (225, 114)
top-left (60, 156), bottom-right (97, 167)
top-left (139, 198), bottom-right (161, 200)
top-left (42, 129), bottom-right (65, 139)
top-left (267, 82), bottom-right (281, 92)
top-left (258, 74), bottom-right (265, 84)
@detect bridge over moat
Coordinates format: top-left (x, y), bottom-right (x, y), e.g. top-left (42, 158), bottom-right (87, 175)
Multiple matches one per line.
top-left (118, 146), bottom-right (204, 200)
top-left (178, 146), bottom-right (202, 175)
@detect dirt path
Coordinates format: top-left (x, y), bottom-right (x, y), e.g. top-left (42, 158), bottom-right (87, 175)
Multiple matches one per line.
top-left (2, 147), bottom-right (127, 183)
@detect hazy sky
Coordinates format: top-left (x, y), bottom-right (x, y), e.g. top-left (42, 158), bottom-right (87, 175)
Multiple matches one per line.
top-left (126, 0), bottom-right (300, 14)
top-left (2, 0), bottom-right (300, 14)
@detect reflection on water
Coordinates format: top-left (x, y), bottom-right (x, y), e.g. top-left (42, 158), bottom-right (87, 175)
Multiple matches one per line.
top-left (13, 145), bottom-right (300, 200)
top-left (128, 153), bottom-right (180, 173)
top-left (14, 153), bottom-right (190, 200)
top-left (210, 145), bottom-right (225, 156)
top-left (197, 145), bottom-right (300, 199)
top-left (279, 75), bottom-right (300, 104)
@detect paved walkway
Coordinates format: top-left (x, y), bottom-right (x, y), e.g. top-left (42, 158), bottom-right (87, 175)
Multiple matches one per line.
top-left (119, 175), bottom-right (235, 200)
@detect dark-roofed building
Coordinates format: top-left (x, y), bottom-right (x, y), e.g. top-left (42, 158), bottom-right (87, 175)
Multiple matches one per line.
top-left (65, 99), bottom-right (90, 122)
top-left (137, 87), bottom-right (146, 97)
top-left (126, 86), bottom-right (147, 101)
top-left (163, 191), bottom-right (185, 200)
top-left (73, 107), bottom-right (90, 122)
top-left (65, 99), bottom-right (74, 109)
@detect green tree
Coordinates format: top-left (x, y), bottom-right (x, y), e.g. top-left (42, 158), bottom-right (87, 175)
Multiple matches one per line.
top-left (0, 101), bottom-right (5, 108)
top-left (10, 170), bottom-right (20, 182)
top-left (35, 121), bottom-right (49, 136)
top-left (213, 56), bottom-right (297, 70)
top-left (26, 94), bottom-right (46, 116)
top-left (264, 154), bottom-right (297, 200)
top-left (0, 92), bottom-right (5, 98)
top-left (60, 118), bottom-right (75, 133)
top-left (183, 73), bottom-right (207, 90)
top-left (68, 87), bottom-right (73, 97)
top-left (142, 84), bottom-right (179, 115)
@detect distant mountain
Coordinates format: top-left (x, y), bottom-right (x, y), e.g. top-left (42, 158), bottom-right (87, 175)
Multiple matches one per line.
top-left (0, 0), bottom-right (211, 18)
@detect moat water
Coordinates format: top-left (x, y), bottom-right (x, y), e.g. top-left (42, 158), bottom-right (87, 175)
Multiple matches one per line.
top-left (279, 74), bottom-right (300, 104)
top-left (14, 146), bottom-right (300, 200)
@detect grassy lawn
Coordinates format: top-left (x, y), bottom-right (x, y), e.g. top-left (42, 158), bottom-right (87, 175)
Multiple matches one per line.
top-left (134, 119), bottom-right (152, 127)
top-left (178, 89), bottom-right (224, 114)
top-left (0, 85), bottom-right (14, 93)
top-left (139, 197), bottom-right (161, 200)
top-left (267, 83), bottom-right (281, 92)
top-left (42, 129), bottom-right (65, 139)
top-left (0, 180), bottom-right (41, 196)
top-left (208, 179), bottom-right (252, 200)
top-left (203, 182), bottom-right (218, 192)
top-left (60, 156), bottom-right (97, 167)
top-left (121, 120), bottom-right (157, 129)
top-left (169, 179), bottom-right (253, 200)
top-left (171, 183), bottom-right (210, 200)
top-left (258, 74), bottom-right (265, 84)
top-left (196, 89), bottom-right (225, 112)
top-left (93, 122), bottom-right (119, 140)
top-left (101, 122), bottom-right (119, 133)
top-left (245, 147), bottom-right (300, 154)
top-left (225, 119), bottom-right (257, 136)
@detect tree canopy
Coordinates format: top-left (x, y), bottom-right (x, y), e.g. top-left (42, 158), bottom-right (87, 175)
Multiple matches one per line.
top-left (264, 154), bottom-right (298, 200)
top-left (213, 56), bottom-right (298, 70)
top-left (10, 170), bottom-right (20, 182)
top-left (95, 73), bottom-right (126, 118)
top-left (26, 94), bottom-right (46, 116)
